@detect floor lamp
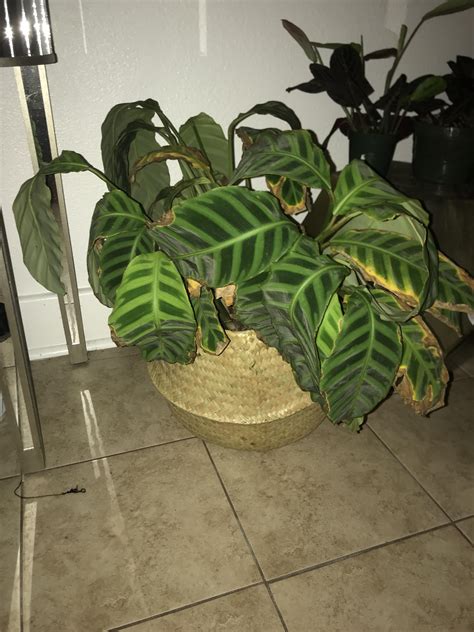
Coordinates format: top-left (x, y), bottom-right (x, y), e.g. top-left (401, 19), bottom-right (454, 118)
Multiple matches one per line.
top-left (1, 0), bottom-right (88, 365)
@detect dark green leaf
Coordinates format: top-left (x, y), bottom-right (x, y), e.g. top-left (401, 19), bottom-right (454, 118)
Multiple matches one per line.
top-left (179, 112), bottom-right (230, 180)
top-left (364, 48), bottom-right (397, 61)
top-left (191, 286), bottom-right (229, 355)
top-left (109, 251), bottom-right (196, 362)
top-left (320, 288), bottom-right (402, 423)
top-left (151, 186), bottom-right (300, 287)
top-left (422, 0), bottom-right (474, 21)
top-left (89, 190), bottom-right (147, 247)
top-left (12, 176), bottom-right (65, 295)
top-left (282, 19), bottom-right (318, 62)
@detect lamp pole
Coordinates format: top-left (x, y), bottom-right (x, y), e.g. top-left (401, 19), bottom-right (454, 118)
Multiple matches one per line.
top-left (1, 0), bottom-right (88, 364)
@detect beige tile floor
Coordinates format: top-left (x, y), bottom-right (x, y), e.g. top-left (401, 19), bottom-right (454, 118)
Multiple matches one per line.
top-left (0, 337), bottom-right (472, 631)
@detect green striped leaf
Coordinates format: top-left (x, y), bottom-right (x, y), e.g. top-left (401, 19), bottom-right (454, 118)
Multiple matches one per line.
top-left (12, 176), bottom-right (65, 295)
top-left (332, 160), bottom-right (417, 218)
top-left (320, 288), bottom-right (402, 423)
top-left (330, 229), bottom-right (431, 311)
top-left (234, 271), bottom-right (280, 349)
top-left (191, 287), bottom-right (229, 355)
top-left (150, 176), bottom-right (212, 218)
top-left (230, 130), bottom-right (332, 192)
top-left (99, 229), bottom-right (154, 302)
top-left (428, 305), bottom-right (462, 335)
top-left (109, 252), bottom-right (196, 362)
top-left (266, 174), bottom-right (307, 214)
top-left (151, 186), bottom-right (300, 287)
top-left (180, 113), bottom-right (230, 181)
top-left (89, 190), bottom-right (147, 247)
top-left (316, 293), bottom-right (343, 359)
top-left (434, 253), bottom-right (474, 313)
top-left (397, 316), bottom-right (448, 414)
top-left (87, 245), bottom-right (113, 308)
top-left (262, 237), bottom-right (349, 401)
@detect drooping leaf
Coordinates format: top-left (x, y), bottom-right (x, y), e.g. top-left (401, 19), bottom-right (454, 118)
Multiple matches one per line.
top-left (180, 112), bottom-right (230, 180)
top-left (282, 19), bottom-right (318, 62)
top-left (39, 150), bottom-right (106, 180)
top-left (89, 190), bottom-right (148, 247)
top-left (320, 288), bottom-right (402, 423)
top-left (234, 271), bottom-right (280, 349)
top-left (312, 41), bottom-right (362, 52)
top-left (286, 78), bottom-right (325, 94)
top-left (99, 229), bottom-right (154, 302)
top-left (316, 293), bottom-right (343, 360)
top-left (422, 0), bottom-right (474, 21)
top-left (369, 288), bottom-right (448, 414)
top-left (87, 244), bottom-right (113, 308)
top-left (266, 174), bottom-right (308, 214)
top-left (12, 175), bottom-right (65, 295)
top-left (150, 186), bottom-right (300, 287)
top-left (329, 229), bottom-right (432, 313)
top-left (262, 237), bottom-right (349, 402)
top-left (228, 101), bottom-right (302, 138)
top-left (397, 316), bottom-right (449, 414)
top-left (434, 253), bottom-right (474, 312)
top-left (231, 130), bottom-right (332, 192)
top-left (130, 145), bottom-right (212, 182)
top-left (100, 99), bottom-right (162, 187)
top-left (409, 75), bottom-right (447, 103)
top-left (191, 286), bottom-right (229, 355)
top-left (109, 251), bottom-right (196, 362)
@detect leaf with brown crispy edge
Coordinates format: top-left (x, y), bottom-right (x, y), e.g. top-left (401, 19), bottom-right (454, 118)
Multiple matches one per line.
top-left (434, 253), bottom-right (474, 314)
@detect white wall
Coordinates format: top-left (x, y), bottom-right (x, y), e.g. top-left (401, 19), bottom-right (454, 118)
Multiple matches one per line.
top-left (1, 0), bottom-right (473, 358)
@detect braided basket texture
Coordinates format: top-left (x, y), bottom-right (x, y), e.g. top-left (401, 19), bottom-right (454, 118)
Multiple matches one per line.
top-left (148, 329), bottom-right (325, 450)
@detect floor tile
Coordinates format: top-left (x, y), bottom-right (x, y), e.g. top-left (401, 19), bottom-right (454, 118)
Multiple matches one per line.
top-left (456, 517), bottom-right (474, 545)
top-left (0, 415), bottom-right (20, 479)
top-left (31, 349), bottom-right (192, 468)
top-left (121, 585), bottom-right (283, 631)
top-left (21, 439), bottom-right (260, 631)
top-left (207, 420), bottom-right (446, 579)
top-left (447, 333), bottom-right (474, 378)
top-left (0, 478), bottom-right (21, 632)
top-left (271, 526), bottom-right (473, 632)
top-left (369, 379), bottom-right (474, 519)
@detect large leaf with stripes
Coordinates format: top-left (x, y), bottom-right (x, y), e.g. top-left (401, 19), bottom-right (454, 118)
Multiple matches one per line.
top-left (180, 113), bottom-right (230, 181)
top-left (331, 160), bottom-right (419, 218)
top-left (89, 190), bottom-right (148, 247)
top-left (99, 229), bottom-right (154, 302)
top-left (329, 229), bottom-right (431, 312)
top-left (13, 175), bottom-right (65, 295)
top-left (230, 130), bottom-right (332, 192)
top-left (266, 174), bottom-right (307, 214)
top-left (369, 289), bottom-right (449, 414)
top-left (109, 252), bottom-right (196, 362)
top-left (320, 288), bottom-right (402, 423)
top-left (150, 186), bottom-right (300, 287)
top-left (191, 286), bottom-right (229, 355)
top-left (234, 271), bottom-right (280, 349)
top-left (434, 253), bottom-right (474, 313)
top-left (316, 293), bottom-right (343, 360)
top-left (262, 237), bottom-right (349, 401)
top-left (87, 244), bottom-right (113, 308)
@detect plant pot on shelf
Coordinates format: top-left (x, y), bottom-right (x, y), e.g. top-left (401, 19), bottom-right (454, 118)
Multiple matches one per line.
top-left (412, 122), bottom-right (474, 186)
top-left (148, 329), bottom-right (325, 451)
top-left (348, 131), bottom-right (397, 177)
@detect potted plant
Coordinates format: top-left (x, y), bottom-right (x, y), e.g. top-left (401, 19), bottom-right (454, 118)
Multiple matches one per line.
top-left (12, 98), bottom-right (474, 450)
top-left (413, 55), bottom-right (474, 185)
top-left (282, 0), bottom-right (474, 175)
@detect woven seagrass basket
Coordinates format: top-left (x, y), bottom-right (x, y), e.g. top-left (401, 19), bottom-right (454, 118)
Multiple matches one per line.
top-left (148, 329), bottom-right (325, 450)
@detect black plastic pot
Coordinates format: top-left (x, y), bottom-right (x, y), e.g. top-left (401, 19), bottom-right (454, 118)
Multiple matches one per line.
top-left (412, 122), bottom-right (474, 185)
top-left (348, 131), bottom-right (397, 176)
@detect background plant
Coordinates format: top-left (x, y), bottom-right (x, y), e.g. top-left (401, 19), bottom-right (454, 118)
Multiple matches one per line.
top-left (283, 0), bottom-right (474, 139)
top-left (13, 98), bottom-right (474, 431)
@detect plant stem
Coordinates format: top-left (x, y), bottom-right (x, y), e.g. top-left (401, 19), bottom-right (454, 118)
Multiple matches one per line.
top-left (385, 19), bottom-right (423, 93)
top-left (318, 213), bottom-right (353, 245)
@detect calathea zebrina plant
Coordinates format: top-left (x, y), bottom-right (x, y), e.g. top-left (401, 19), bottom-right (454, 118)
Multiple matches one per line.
top-left (12, 98), bottom-right (474, 431)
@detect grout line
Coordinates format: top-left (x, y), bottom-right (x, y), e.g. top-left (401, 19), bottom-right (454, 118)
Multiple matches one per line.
top-left (0, 471), bottom-right (22, 483)
top-left (267, 521), bottom-right (453, 585)
top-left (452, 521), bottom-right (474, 547)
top-left (108, 582), bottom-right (264, 630)
top-left (202, 441), bottom-right (288, 632)
top-left (17, 435), bottom-right (197, 478)
top-left (367, 424), bottom-right (456, 523)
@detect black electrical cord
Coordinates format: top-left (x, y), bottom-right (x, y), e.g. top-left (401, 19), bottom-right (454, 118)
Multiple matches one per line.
top-left (14, 479), bottom-right (86, 499)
